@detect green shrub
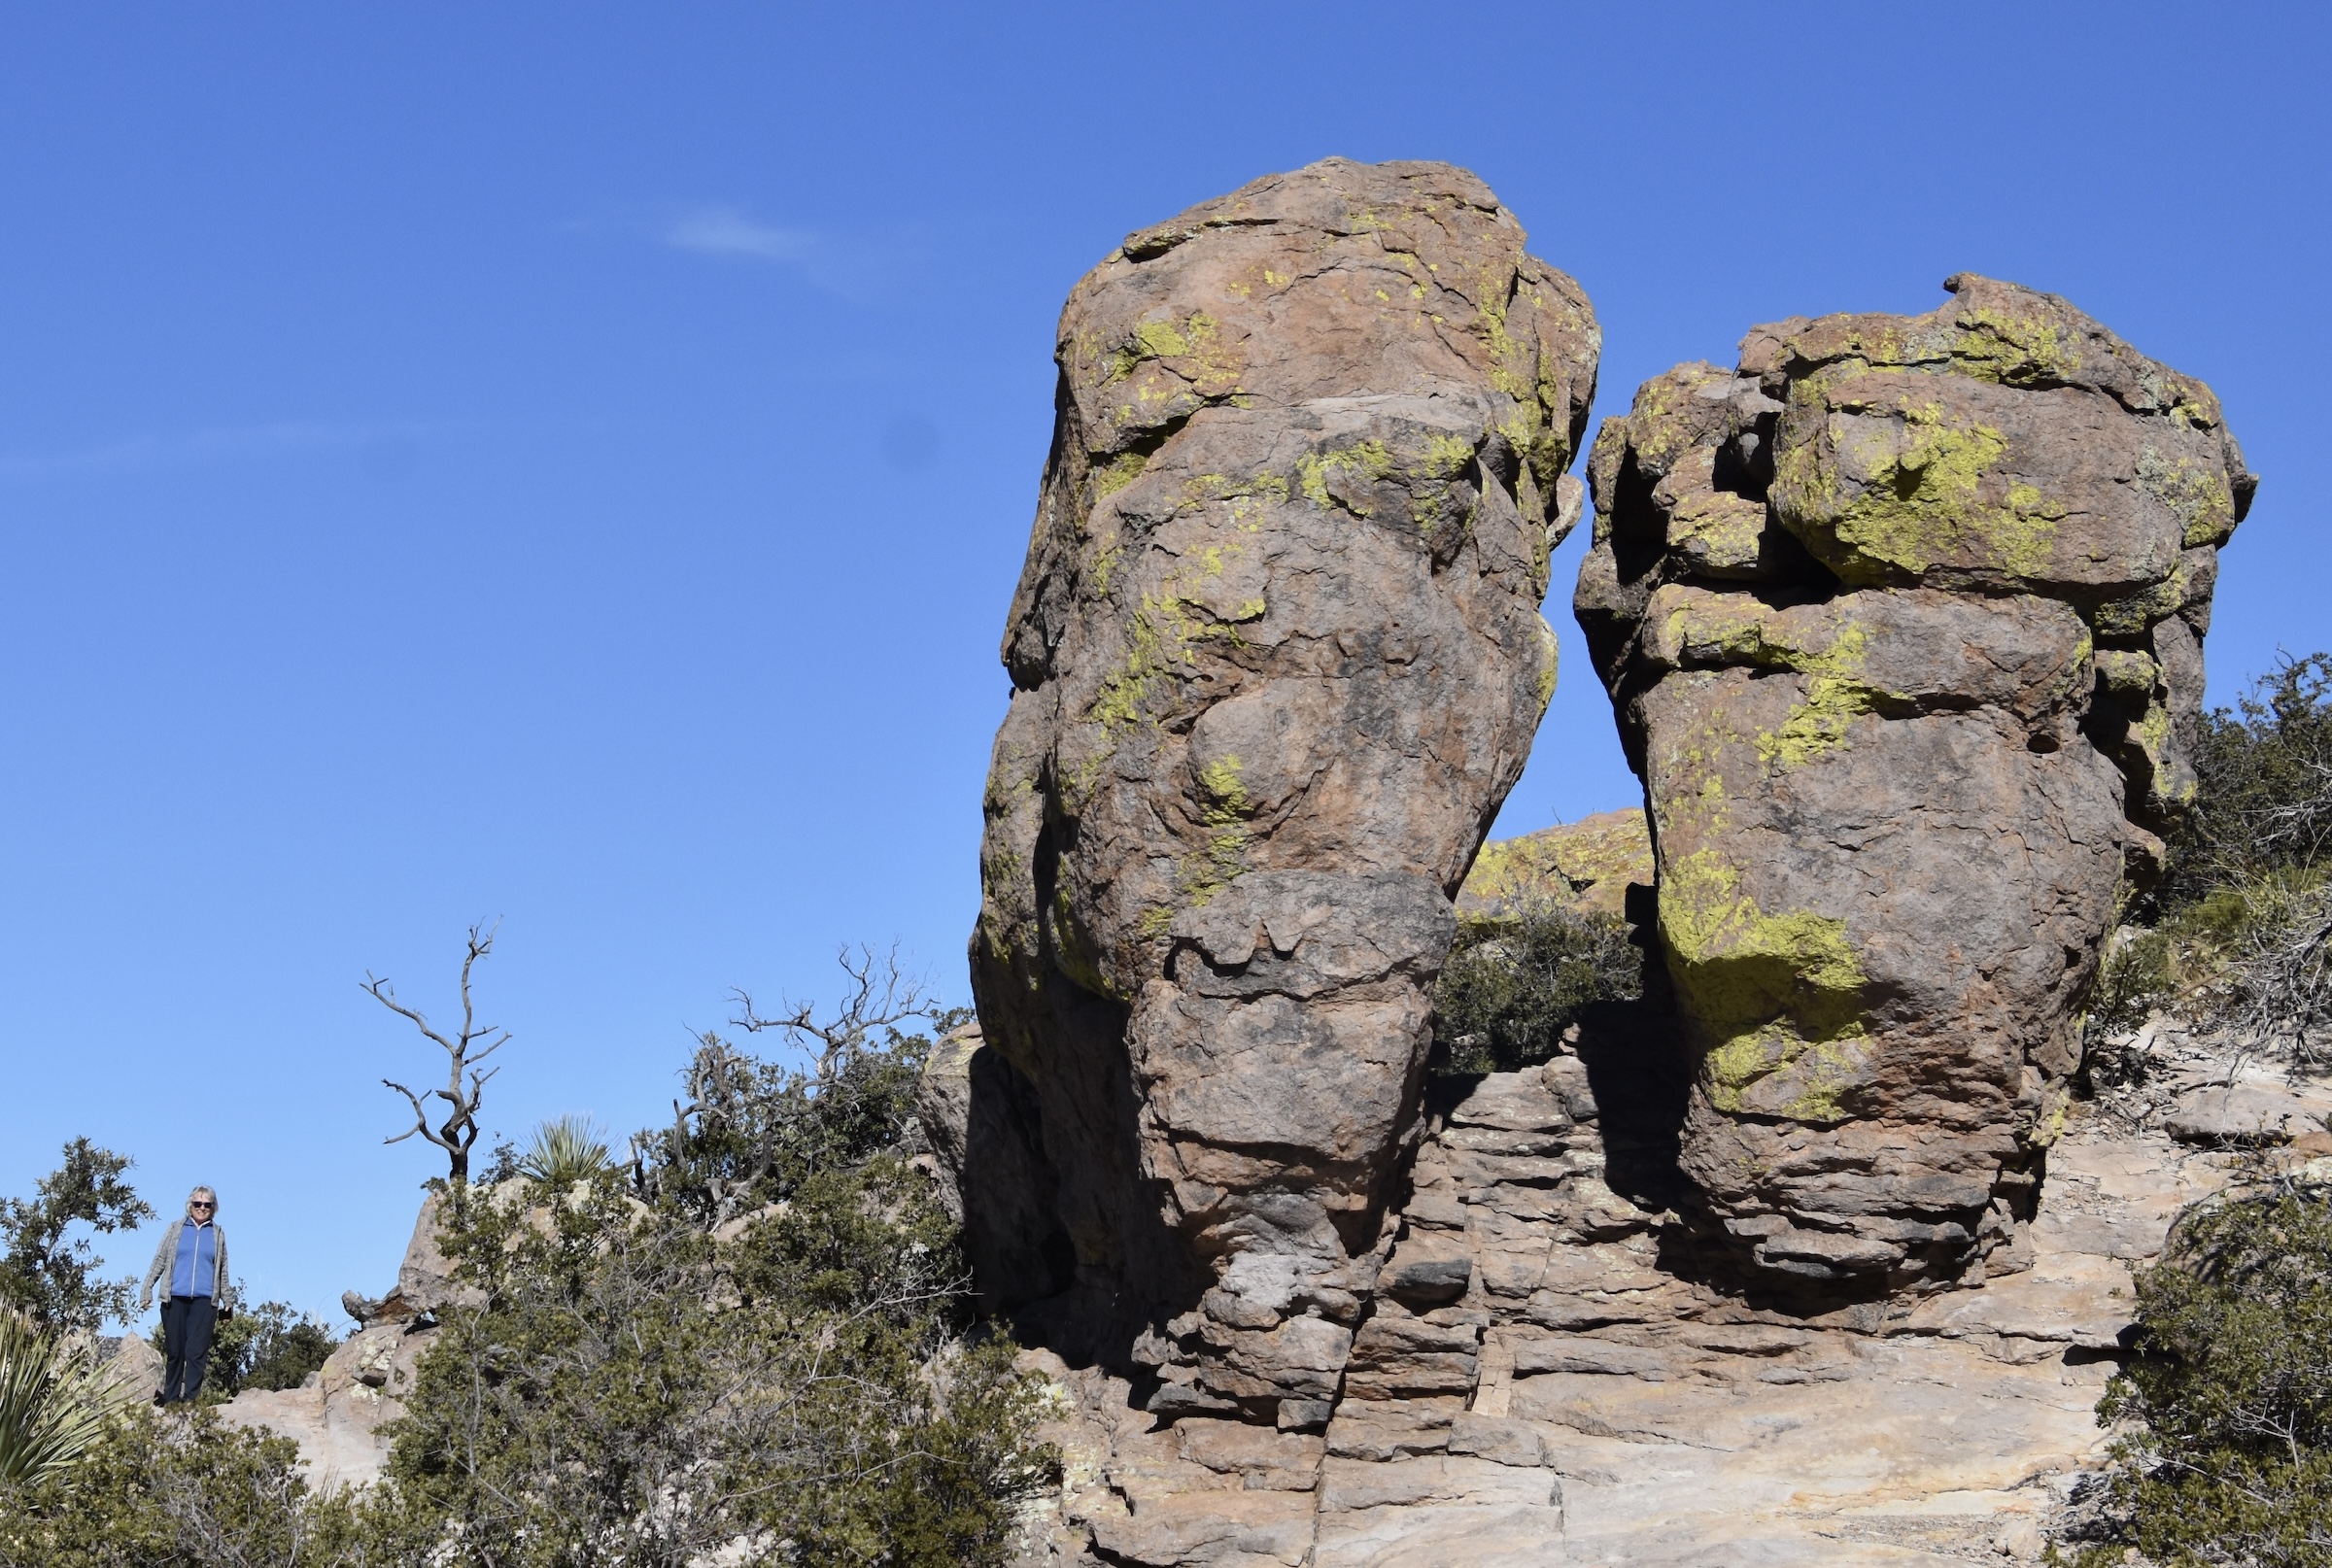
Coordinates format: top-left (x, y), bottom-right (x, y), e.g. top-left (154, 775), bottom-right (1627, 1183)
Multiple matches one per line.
top-left (634, 1014), bottom-right (951, 1223)
top-left (2088, 867), bottom-right (2332, 1071)
top-left (363, 1158), bottom-right (1054, 1566)
top-left (1434, 902), bottom-right (1641, 1074)
top-left (2156, 652), bottom-right (2332, 912)
top-left (2061, 1166), bottom-right (2332, 1565)
top-left (2089, 653), bottom-right (2332, 1072)
top-left (513, 1114), bottom-right (613, 1187)
top-left (2079, 928), bottom-right (2181, 1093)
top-left (2089, 928), bottom-right (2178, 1040)
top-left (0, 1142), bottom-right (154, 1334)
top-left (2226, 871), bottom-right (2332, 1068)
top-left (0, 1404), bottom-right (359, 1568)
top-left (350, 1008), bottom-right (1052, 1566)
top-left (2082, 884), bottom-right (2295, 1069)
top-left (212, 1302), bottom-right (339, 1398)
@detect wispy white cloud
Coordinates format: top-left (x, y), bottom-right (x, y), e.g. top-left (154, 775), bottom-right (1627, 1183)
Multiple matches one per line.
top-left (663, 206), bottom-right (818, 264)
top-left (0, 420), bottom-right (433, 481)
top-left (650, 203), bottom-right (927, 303)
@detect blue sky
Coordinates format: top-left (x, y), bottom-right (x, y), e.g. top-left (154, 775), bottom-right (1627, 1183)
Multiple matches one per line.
top-left (2, 4), bottom-right (2325, 1322)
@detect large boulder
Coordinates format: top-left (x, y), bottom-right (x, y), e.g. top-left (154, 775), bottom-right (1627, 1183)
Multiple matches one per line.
top-left (392, 1188), bottom-right (487, 1315)
top-left (222, 1318), bottom-right (430, 1489)
top-left (94, 1332), bottom-right (163, 1403)
top-left (968, 157), bottom-right (1599, 1419)
top-left (1573, 275), bottom-right (2253, 1295)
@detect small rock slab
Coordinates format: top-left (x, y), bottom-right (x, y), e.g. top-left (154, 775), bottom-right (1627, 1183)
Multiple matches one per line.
top-left (2165, 1079), bottom-right (2332, 1145)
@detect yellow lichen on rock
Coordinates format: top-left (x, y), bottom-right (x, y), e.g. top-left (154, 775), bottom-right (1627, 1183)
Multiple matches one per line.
top-left (1775, 392), bottom-right (2061, 583)
top-left (1659, 848), bottom-right (1870, 1125)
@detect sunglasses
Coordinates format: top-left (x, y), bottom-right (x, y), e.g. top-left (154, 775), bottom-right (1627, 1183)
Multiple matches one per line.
top-left (189, 1202), bottom-right (215, 1210)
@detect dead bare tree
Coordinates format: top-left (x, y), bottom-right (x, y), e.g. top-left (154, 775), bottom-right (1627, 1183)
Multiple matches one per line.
top-left (365, 921), bottom-right (509, 1183)
top-left (625, 943), bottom-right (943, 1221)
top-left (2234, 880), bottom-right (2332, 1072)
top-left (728, 940), bottom-right (937, 1085)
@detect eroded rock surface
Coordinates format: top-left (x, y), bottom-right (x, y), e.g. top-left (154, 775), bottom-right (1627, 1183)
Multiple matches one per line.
top-left (968, 157), bottom-right (1599, 1418)
top-left (1573, 275), bottom-right (2254, 1294)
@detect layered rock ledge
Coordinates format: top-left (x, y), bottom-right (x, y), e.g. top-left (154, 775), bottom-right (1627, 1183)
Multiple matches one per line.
top-left (1002, 1040), bottom-right (2332, 1566)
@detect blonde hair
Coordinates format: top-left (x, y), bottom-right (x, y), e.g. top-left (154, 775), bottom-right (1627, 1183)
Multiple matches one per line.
top-left (187, 1186), bottom-right (218, 1210)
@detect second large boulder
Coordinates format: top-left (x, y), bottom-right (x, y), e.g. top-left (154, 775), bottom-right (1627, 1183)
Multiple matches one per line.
top-left (1575, 275), bottom-right (2252, 1293)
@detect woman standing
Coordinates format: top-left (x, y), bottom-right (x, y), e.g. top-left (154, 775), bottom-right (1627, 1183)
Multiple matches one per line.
top-left (138, 1185), bottom-right (236, 1404)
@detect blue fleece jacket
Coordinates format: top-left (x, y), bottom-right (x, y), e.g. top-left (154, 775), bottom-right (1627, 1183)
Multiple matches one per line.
top-left (170, 1220), bottom-right (217, 1299)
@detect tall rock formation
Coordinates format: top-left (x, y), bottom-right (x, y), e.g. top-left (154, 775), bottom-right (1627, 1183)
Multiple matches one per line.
top-left (969, 157), bottom-right (1599, 1421)
top-left (1575, 275), bottom-right (2253, 1294)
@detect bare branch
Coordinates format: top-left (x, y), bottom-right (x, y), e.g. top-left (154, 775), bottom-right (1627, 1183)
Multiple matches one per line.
top-left (361, 975), bottom-right (461, 1057)
top-left (729, 940), bottom-right (938, 1081)
top-left (380, 1078), bottom-right (440, 1149)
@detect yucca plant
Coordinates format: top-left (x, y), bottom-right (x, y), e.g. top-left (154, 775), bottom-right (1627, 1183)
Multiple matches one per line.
top-left (0, 1312), bottom-right (115, 1485)
top-left (516, 1114), bottom-right (613, 1187)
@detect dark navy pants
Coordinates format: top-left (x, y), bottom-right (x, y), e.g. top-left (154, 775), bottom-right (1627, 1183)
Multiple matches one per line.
top-left (160, 1295), bottom-right (218, 1404)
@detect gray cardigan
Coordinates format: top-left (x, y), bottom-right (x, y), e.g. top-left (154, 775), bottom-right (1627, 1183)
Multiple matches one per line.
top-left (140, 1219), bottom-right (235, 1312)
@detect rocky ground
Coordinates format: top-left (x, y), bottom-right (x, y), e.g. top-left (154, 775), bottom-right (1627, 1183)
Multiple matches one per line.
top-left (1005, 1026), bottom-right (2332, 1567)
